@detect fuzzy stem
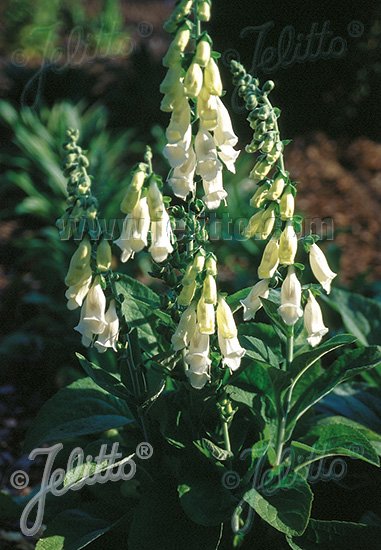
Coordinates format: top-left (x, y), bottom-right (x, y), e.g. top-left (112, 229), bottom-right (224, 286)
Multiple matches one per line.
top-left (274, 329), bottom-right (294, 465)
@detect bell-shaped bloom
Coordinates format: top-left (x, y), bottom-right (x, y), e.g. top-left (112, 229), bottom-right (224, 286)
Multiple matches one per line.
top-left (216, 297), bottom-right (237, 339)
top-left (184, 62), bottom-right (203, 98)
top-left (74, 278), bottom-right (107, 346)
top-left (149, 210), bottom-right (173, 263)
top-left (195, 128), bottom-right (222, 181)
top-left (204, 58), bottom-right (223, 96)
top-left (197, 296), bottom-right (215, 335)
top-left (280, 188), bottom-right (295, 220)
top-left (65, 275), bottom-right (92, 311)
top-left (258, 239), bottom-right (279, 279)
top-left (309, 243), bottom-right (337, 294)
top-left (304, 290), bottom-right (329, 347)
top-left (184, 327), bottom-right (211, 389)
top-left (240, 279), bottom-right (269, 321)
top-left (218, 332), bottom-right (245, 371)
top-left (115, 197), bottom-right (150, 263)
top-left (214, 98), bottom-right (239, 148)
top-left (96, 239), bottom-right (112, 272)
top-left (202, 171), bottom-right (227, 210)
top-left (198, 88), bottom-right (218, 131)
top-left (279, 223), bottom-right (298, 265)
top-left (65, 238), bottom-right (92, 288)
top-left (278, 266), bottom-right (303, 326)
top-left (163, 97), bottom-right (192, 168)
top-left (168, 146), bottom-right (196, 199)
top-left (171, 305), bottom-right (197, 351)
top-left (94, 300), bottom-right (119, 353)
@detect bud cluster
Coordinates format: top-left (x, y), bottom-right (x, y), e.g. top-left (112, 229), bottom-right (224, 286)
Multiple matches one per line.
top-left (115, 150), bottom-right (174, 264)
top-left (172, 251), bottom-right (245, 389)
top-left (161, 0), bottom-right (240, 209)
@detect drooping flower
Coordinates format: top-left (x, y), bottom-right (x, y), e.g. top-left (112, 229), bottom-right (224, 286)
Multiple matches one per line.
top-left (96, 239), bottom-right (112, 272)
top-left (309, 243), bottom-right (337, 294)
top-left (64, 238), bottom-right (92, 288)
top-left (240, 279), bottom-right (269, 321)
top-left (168, 145), bottom-right (196, 199)
top-left (184, 326), bottom-right (211, 389)
top-left (218, 332), bottom-right (245, 371)
top-left (258, 239), bottom-right (279, 279)
top-left (278, 266), bottom-right (303, 326)
top-left (280, 187), bottom-right (295, 220)
top-left (171, 304), bottom-right (197, 351)
top-left (74, 278), bottom-right (107, 346)
top-left (115, 197), bottom-right (150, 263)
top-left (304, 290), bottom-right (329, 347)
top-left (184, 62), bottom-right (203, 98)
top-left (197, 295), bottom-right (215, 335)
top-left (65, 275), bottom-right (92, 311)
top-left (216, 296), bottom-right (237, 339)
top-left (202, 171), bottom-right (227, 210)
top-left (204, 58), bottom-right (223, 96)
top-left (195, 127), bottom-right (222, 182)
top-left (94, 300), bottom-right (120, 353)
top-left (149, 210), bottom-right (174, 263)
top-left (279, 223), bottom-right (298, 265)
top-left (163, 97), bottom-right (192, 168)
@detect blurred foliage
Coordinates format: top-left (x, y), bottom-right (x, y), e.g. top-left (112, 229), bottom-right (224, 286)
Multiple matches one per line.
top-left (1, 0), bottom-right (129, 61)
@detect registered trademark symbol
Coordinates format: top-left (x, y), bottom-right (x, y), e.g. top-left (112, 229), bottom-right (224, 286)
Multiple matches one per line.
top-left (347, 20), bottom-right (364, 38)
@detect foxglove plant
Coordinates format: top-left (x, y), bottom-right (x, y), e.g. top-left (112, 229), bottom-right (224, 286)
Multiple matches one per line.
top-left (28, 3), bottom-right (381, 549)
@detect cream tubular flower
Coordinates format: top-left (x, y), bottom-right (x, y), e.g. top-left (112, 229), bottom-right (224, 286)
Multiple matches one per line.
top-left (65, 275), bottom-right (92, 311)
top-left (216, 297), bottom-right (237, 339)
top-left (168, 145), bottom-right (196, 199)
top-left (197, 296), bottom-right (215, 335)
top-left (204, 58), bottom-right (223, 96)
top-left (195, 127), bottom-right (222, 181)
top-left (309, 243), bottom-right (337, 294)
top-left (202, 171), bottom-right (227, 210)
top-left (163, 97), bottom-right (192, 168)
top-left (94, 300), bottom-right (120, 353)
top-left (279, 223), bottom-right (298, 265)
top-left (304, 290), bottom-right (329, 347)
top-left (114, 197), bottom-right (150, 263)
top-left (240, 279), bottom-right (269, 321)
top-left (218, 332), bottom-right (245, 371)
top-left (74, 278), bottom-right (107, 345)
top-left (278, 266), bottom-right (303, 326)
top-left (213, 98), bottom-right (240, 173)
top-left (185, 327), bottom-right (211, 389)
top-left (171, 304), bottom-right (197, 351)
top-left (258, 239), bottom-right (279, 279)
top-left (149, 209), bottom-right (174, 263)
top-left (184, 62), bottom-right (203, 98)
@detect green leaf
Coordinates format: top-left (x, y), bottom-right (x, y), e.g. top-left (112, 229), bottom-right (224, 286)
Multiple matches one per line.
top-left (288, 346), bottom-right (381, 428)
top-left (227, 287), bottom-right (251, 313)
top-left (322, 288), bottom-right (381, 345)
top-left (260, 297), bottom-right (288, 337)
top-left (290, 334), bottom-right (356, 379)
top-left (76, 354), bottom-right (129, 400)
top-left (225, 384), bottom-right (256, 409)
top-left (35, 507), bottom-right (117, 550)
top-left (288, 519), bottom-right (381, 550)
top-left (291, 422), bottom-right (379, 468)
top-left (24, 377), bottom-right (133, 451)
top-left (240, 335), bottom-right (280, 368)
top-left (128, 480), bottom-right (223, 550)
top-left (198, 438), bottom-right (233, 461)
top-left (243, 472), bottom-right (313, 536)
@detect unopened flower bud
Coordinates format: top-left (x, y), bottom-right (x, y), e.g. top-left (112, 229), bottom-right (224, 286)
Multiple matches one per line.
top-left (178, 279), bottom-right (197, 306)
top-left (195, 39), bottom-right (211, 67)
top-left (65, 238), bottom-right (92, 287)
top-left (147, 180), bottom-right (165, 221)
top-left (279, 223), bottom-right (298, 265)
top-left (192, 252), bottom-right (206, 273)
top-left (184, 62), bottom-right (203, 98)
top-left (203, 274), bottom-right (217, 304)
top-left (205, 256), bottom-right (217, 276)
top-left (266, 174), bottom-right (286, 200)
top-left (204, 58), bottom-right (223, 96)
top-left (120, 169), bottom-right (146, 214)
top-left (250, 183), bottom-right (270, 208)
top-left (250, 158), bottom-right (272, 183)
top-left (197, 296), bottom-right (215, 334)
top-left (216, 297), bottom-right (237, 339)
top-left (260, 204), bottom-right (276, 240)
top-left (197, 0), bottom-right (211, 21)
top-left (160, 63), bottom-right (182, 94)
top-left (245, 210), bottom-right (263, 239)
top-left (280, 187), bottom-right (295, 220)
top-left (173, 25), bottom-right (191, 52)
top-left (96, 239), bottom-right (112, 272)
top-left (258, 239), bottom-right (279, 279)
top-left (163, 42), bottom-right (182, 68)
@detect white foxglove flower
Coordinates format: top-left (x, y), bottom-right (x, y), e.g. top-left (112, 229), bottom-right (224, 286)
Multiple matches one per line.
top-left (240, 279), bottom-right (269, 321)
top-left (168, 146), bottom-right (196, 199)
top-left (74, 279), bottom-right (107, 346)
top-left (279, 223), bottom-right (298, 265)
top-left (198, 88), bottom-right (218, 131)
top-left (115, 197), bottom-right (150, 263)
top-left (163, 97), bottom-right (192, 168)
top-left (216, 297), bottom-right (237, 339)
top-left (197, 296), bottom-right (215, 335)
top-left (258, 239), bottom-right (279, 279)
top-left (94, 300), bottom-right (119, 353)
top-left (184, 326), bottom-right (211, 389)
top-left (171, 305), bottom-right (197, 351)
top-left (304, 290), bottom-right (329, 347)
top-left (213, 98), bottom-right (240, 173)
top-left (309, 243), bottom-right (337, 294)
top-left (218, 333), bottom-right (245, 371)
top-left (185, 369), bottom-right (211, 390)
top-left (278, 266), bottom-right (303, 326)
top-left (149, 210), bottom-right (174, 263)
top-left (202, 171), bottom-right (227, 210)
top-left (65, 275), bottom-right (92, 311)
top-left (195, 127), bottom-right (222, 181)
